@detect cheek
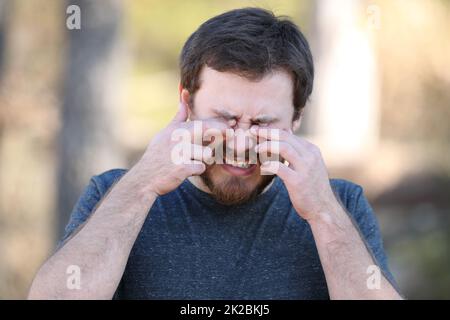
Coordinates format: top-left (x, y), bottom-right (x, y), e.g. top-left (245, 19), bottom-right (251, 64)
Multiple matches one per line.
top-left (266, 123), bottom-right (294, 133)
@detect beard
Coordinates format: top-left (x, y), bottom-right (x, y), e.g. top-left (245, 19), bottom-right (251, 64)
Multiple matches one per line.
top-left (200, 164), bottom-right (274, 206)
top-left (190, 112), bottom-right (277, 205)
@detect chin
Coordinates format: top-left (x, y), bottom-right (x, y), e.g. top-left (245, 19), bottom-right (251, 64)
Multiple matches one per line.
top-left (200, 164), bottom-right (273, 206)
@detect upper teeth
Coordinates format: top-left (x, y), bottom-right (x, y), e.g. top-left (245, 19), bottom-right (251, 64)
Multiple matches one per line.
top-left (227, 159), bottom-right (250, 168)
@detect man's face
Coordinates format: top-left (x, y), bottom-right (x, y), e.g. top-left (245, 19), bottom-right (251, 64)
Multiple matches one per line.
top-left (185, 66), bottom-right (299, 205)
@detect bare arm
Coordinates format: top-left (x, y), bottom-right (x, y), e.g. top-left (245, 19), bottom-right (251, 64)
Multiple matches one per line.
top-left (28, 102), bottom-right (223, 299)
top-left (251, 127), bottom-right (402, 299)
top-left (309, 202), bottom-right (402, 300)
top-left (28, 168), bottom-right (157, 299)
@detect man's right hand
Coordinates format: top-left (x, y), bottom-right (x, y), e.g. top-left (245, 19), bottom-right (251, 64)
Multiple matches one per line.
top-left (28, 101), bottom-right (229, 299)
top-left (129, 101), bottom-right (227, 196)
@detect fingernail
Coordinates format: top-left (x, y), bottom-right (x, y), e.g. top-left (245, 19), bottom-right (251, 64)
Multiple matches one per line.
top-left (204, 147), bottom-right (212, 158)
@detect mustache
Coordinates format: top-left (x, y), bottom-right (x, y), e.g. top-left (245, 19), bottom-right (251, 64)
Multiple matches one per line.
top-left (207, 142), bottom-right (274, 164)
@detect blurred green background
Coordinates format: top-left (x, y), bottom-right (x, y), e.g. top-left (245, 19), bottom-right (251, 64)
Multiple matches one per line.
top-left (0, 0), bottom-right (449, 299)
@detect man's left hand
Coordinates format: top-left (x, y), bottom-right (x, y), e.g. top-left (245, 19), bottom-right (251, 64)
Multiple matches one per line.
top-left (251, 126), bottom-right (340, 222)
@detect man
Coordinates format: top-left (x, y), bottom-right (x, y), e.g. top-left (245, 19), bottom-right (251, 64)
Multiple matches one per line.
top-left (29, 7), bottom-right (401, 299)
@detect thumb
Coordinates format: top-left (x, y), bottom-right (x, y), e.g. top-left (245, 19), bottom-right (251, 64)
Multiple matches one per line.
top-left (171, 101), bottom-right (188, 124)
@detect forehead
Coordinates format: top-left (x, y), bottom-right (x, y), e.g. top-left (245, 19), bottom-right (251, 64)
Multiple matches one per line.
top-left (193, 66), bottom-right (294, 118)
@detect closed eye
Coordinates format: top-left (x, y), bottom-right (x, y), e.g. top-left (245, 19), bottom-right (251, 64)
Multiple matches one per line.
top-left (251, 120), bottom-right (272, 127)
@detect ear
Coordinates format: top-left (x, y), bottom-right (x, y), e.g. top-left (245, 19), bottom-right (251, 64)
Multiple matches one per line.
top-left (292, 114), bottom-right (302, 133)
top-left (180, 88), bottom-right (191, 107)
top-left (179, 87), bottom-right (192, 119)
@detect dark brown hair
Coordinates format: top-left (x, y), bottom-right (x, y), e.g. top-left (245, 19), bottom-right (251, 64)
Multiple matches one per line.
top-left (180, 7), bottom-right (314, 120)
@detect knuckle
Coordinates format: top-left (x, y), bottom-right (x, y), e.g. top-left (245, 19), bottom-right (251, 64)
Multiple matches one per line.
top-left (281, 143), bottom-right (295, 157)
top-left (176, 164), bottom-right (188, 174)
top-left (190, 164), bottom-right (204, 174)
top-left (203, 146), bottom-right (212, 158)
top-left (277, 130), bottom-right (287, 140)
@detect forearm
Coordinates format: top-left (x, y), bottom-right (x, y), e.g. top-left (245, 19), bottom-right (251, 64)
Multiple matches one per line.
top-left (28, 168), bottom-right (157, 299)
top-left (309, 202), bottom-right (402, 300)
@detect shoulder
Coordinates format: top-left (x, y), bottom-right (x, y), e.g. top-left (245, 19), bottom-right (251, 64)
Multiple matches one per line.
top-left (329, 178), bottom-right (365, 213)
top-left (90, 168), bottom-right (129, 195)
top-left (329, 178), bottom-right (363, 195)
top-left (329, 178), bottom-right (381, 237)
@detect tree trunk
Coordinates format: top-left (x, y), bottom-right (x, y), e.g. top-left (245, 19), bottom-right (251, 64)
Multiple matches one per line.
top-left (0, 0), bottom-right (10, 182)
top-left (0, 0), bottom-right (7, 80)
top-left (305, 0), bottom-right (380, 167)
top-left (58, 0), bottom-right (125, 240)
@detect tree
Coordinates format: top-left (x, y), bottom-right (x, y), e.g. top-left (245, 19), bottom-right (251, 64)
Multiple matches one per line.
top-left (305, 0), bottom-right (380, 167)
top-left (58, 0), bottom-right (125, 239)
top-left (0, 0), bottom-right (10, 184)
top-left (0, 0), bottom-right (7, 80)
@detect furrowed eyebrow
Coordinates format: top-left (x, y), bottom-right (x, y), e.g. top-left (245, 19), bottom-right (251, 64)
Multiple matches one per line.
top-left (213, 108), bottom-right (278, 123)
top-left (251, 114), bottom-right (278, 123)
top-left (213, 108), bottom-right (238, 120)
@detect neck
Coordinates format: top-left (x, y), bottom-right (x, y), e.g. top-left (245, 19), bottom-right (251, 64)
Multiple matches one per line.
top-left (188, 176), bottom-right (211, 193)
top-left (187, 175), bottom-right (275, 195)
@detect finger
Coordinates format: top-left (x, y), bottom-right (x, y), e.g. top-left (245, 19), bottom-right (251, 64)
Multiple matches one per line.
top-left (255, 141), bottom-right (301, 170)
top-left (204, 128), bottom-right (226, 151)
top-left (226, 128), bottom-right (256, 152)
top-left (190, 144), bottom-right (213, 164)
top-left (250, 125), bottom-right (309, 155)
top-left (260, 161), bottom-right (294, 181)
top-left (171, 101), bottom-right (189, 124)
top-left (185, 119), bottom-right (230, 144)
top-left (249, 125), bottom-right (297, 145)
top-left (184, 160), bottom-right (206, 176)
top-left (170, 141), bottom-right (212, 165)
top-left (200, 119), bottom-right (230, 132)
top-left (249, 126), bottom-right (283, 140)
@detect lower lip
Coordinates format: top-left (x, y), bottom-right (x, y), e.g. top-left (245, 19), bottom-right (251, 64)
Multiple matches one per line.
top-left (220, 164), bottom-right (257, 176)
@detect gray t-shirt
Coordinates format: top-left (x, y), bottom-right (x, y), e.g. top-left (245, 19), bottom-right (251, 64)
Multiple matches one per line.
top-left (60, 168), bottom-right (397, 299)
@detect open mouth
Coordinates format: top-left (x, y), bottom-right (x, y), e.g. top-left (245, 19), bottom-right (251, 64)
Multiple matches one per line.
top-left (225, 158), bottom-right (253, 169)
top-left (208, 143), bottom-right (262, 176)
top-left (220, 158), bottom-right (258, 176)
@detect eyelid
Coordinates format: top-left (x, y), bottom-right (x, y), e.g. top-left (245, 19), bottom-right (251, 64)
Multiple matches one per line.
top-left (217, 113), bottom-right (236, 121)
top-left (251, 119), bottom-right (271, 125)
top-left (225, 116), bottom-right (237, 121)
top-left (212, 115), bottom-right (231, 123)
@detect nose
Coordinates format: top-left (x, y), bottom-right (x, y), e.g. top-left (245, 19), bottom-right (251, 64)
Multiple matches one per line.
top-left (226, 125), bottom-right (256, 158)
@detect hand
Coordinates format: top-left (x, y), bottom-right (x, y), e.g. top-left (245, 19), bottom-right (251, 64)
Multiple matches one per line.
top-left (130, 102), bottom-right (227, 196)
top-left (251, 126), bottom-right (340, 222)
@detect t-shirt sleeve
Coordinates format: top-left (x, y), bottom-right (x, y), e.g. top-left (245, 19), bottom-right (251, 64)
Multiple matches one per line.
top-left (57, 169), bottom-right (127, 249)
top-left (55, 169), bottom-right (127, 299)
top-left (57, 177), bottom-right (103, 249)
top-left (339, 182), bottom-right (401, 294)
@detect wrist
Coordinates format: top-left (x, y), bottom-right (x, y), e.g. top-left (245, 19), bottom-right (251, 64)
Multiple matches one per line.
top-left (306, 197), bottom-right (340, 225)
top-left (119, 166), bottom-right (159, 206)
top-left (307, 201), bottom-right (353, 239)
